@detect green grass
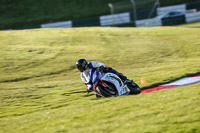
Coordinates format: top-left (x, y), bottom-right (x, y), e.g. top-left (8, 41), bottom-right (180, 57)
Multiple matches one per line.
top-left (0, 0), bottom-right (198, 29)
top-left (0, 27), bottom-right (200, 133)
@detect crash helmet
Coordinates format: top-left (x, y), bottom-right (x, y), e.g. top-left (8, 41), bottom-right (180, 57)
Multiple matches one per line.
top-left (76, 58), bottom-right (88, 72)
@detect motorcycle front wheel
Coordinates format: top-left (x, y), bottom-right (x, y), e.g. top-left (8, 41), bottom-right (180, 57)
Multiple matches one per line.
top-left (96, 85), bottom-right (116, 97)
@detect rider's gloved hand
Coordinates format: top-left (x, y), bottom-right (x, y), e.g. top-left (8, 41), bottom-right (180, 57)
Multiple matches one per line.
top-left (97, 66), bottom-right (104, 71)
top-left (87, 84), bottom-right (93, 92)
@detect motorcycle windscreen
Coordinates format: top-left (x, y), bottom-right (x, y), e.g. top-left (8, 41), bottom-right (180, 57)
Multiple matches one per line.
top-left (92, 71), bottom-right (99, 84)
top-left (82, 69), bottom-right (92, 84)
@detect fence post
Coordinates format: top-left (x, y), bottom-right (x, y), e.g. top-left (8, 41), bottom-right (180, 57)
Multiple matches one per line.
top-left (108, 3), bottom-right (115, 25)
top-left (148, 0), bottom-right (160, 18)
top-left (130, 0), bottom-right (137, 21)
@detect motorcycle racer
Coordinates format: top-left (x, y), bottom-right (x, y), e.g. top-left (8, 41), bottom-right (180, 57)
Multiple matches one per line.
top-left (76, 58), bottom-right (133, 92)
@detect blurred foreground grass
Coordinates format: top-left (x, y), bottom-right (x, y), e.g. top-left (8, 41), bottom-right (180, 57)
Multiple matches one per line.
top-left (0, 27), bottom-right (200, 133)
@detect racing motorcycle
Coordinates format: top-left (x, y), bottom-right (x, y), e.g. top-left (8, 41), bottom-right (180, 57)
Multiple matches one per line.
top-left (82, 69), bottom-right (141, 98)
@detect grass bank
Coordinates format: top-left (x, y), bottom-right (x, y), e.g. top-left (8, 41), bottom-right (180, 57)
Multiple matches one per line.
top-left (0, 27), bottom-right (200, 132)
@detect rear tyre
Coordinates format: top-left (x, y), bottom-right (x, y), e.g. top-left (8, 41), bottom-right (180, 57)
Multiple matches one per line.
top-left (128, 82), bottom-right (141, 94)
top-left (96, 85), bottom-right (116, 97)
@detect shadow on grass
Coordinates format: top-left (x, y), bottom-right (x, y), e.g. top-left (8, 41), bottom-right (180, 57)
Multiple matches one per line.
top-left (0, 65), bottom-right (76, 83)
top-left (62, 90), bottom-right (94, 98)
top-left (62, 90), bottom-right (86, 96)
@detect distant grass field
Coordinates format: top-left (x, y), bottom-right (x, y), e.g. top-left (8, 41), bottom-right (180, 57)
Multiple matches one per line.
top-left (0, 27), bottom-right (200, 133)
top-left (0, 0), bottom-right (198, 29)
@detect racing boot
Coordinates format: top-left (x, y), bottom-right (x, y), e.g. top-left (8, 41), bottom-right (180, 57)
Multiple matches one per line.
top-left (124, 79), bottom-right (135, 86)
top-left (116, 72), bottom-right (137, 87)
top-left (115, 72), bottom-right (135, 85)
top-left (107, 68), bottom-right (130, 83)
top-left (116, 72), bottom-right (128, 82)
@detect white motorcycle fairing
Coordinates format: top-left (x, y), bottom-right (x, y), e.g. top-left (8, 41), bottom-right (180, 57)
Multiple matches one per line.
top-left (100, 73), bottom-right (130, 96)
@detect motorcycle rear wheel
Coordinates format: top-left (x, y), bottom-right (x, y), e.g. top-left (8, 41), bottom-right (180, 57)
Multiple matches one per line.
top-left (128, 82), bottom-right (141, 94)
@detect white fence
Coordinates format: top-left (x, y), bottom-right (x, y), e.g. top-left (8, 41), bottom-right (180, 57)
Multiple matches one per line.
top-left (41, 21), bottom-right (72, 28)
top-left (100, 12), bottom-right (131, 26)
top-left (136, 18), bottom-right (162, 27)
top-left (186, 12), bottom-right (200, 23)
top-left (3, 3), bottom-right (200, 30)
top-left (157, 4), bottom-right (186, 16)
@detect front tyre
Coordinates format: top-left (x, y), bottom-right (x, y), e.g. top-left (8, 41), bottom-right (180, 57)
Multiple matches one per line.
top-left (96, 85), bottom-right (116, 97)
